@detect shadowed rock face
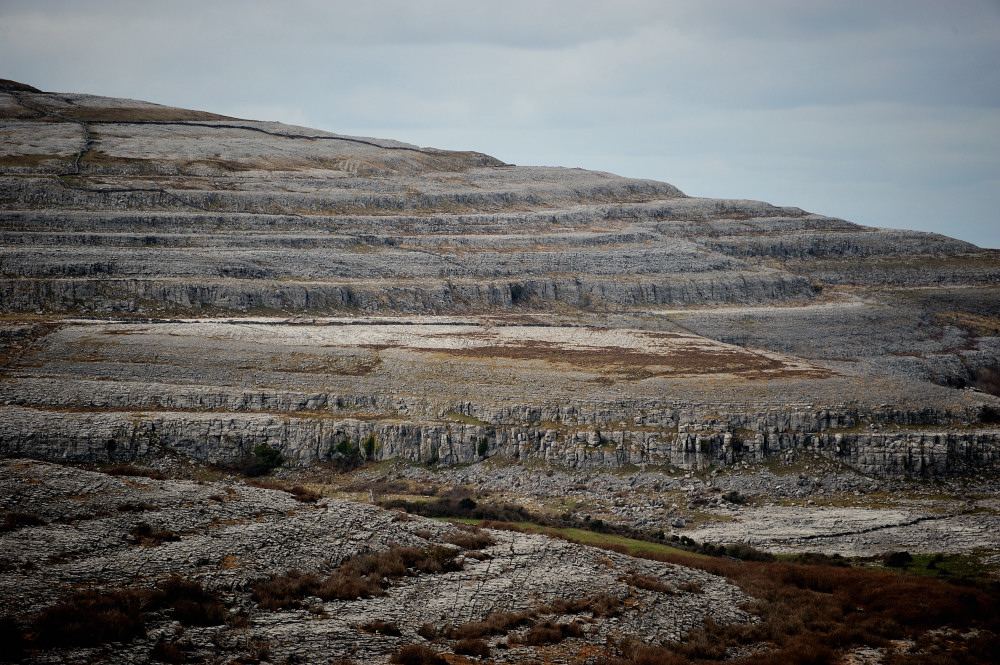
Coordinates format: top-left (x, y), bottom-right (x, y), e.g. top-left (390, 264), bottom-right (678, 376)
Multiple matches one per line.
top-left (0, 82), bottom-right (999, 479)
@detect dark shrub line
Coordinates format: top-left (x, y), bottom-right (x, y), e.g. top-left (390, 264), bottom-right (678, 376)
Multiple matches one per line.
top-left (0, 510), bottom-right (47, 532)
top-left (104, 463), bottom-right (168, 480)
top-left (23, 576), bottom-right (226, 651)
top-left (129, 521), bottom-right (180, 546)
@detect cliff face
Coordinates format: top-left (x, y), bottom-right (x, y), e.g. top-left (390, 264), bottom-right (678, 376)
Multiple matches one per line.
top-left (1, 82), bottom-right (999, 478)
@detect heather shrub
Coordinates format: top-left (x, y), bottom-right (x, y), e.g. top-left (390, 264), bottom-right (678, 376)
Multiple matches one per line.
top-left (360, 620), bottom-right (401, 636)
top-left (454, 637), bottom-right (491, 657)
top-left (157, 575), bottom-right (227, 626)
top-left (33, 588), bottom-right (158, 648)
top-left (390, 644), bottom-right (447, 665)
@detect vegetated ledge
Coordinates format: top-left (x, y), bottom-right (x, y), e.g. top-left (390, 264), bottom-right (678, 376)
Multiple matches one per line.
top-left (1, 403), bottom-right (999, 478)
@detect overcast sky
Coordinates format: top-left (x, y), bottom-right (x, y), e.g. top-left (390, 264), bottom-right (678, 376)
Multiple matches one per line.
top-left (2, 0), bottom-right (998, 247)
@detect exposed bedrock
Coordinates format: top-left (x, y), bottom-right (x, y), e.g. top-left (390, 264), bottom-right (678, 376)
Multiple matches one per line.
top-left (0, 270), bottom-right (813, 313)
top-left (2, 403), bottom-right (997, 478)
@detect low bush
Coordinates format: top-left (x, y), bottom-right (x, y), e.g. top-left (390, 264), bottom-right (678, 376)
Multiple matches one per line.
top-left (0, 510), bottom-right (46, 532)
top-left (254, 545), bottom-right (463, 609)
top-left (511, 619), bottom-right (585, 646)
top-left (622, 573), bottom-right (674, 594)
top-left (450, 609), bottom-right (537, 640)
top-left (390, 644), bottom-right (447, 665)
top-left (441, 527), bottom-right (495, 551)
top-left (884, 551), bottom-right (914, 568)
top-left (454, 637), bottom-right (491, 657)
top-left (157, 575), bottom-right (227, 626)
top-left (130, 522), bottom-right (180, 546)
top-left (360, 620), bottom-right (401, 636)
top-left (32, 588), bottom-right (158, 648)
top-left (245, 478), bottom-right (320, 503)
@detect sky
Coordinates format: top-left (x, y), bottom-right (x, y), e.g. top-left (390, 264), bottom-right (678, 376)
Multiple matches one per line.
top-left (2, 0), bottom-right (999, 248)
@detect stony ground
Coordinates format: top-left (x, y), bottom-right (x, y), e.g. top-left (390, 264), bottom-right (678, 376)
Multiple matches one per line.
top-left (0, 458), bottom-right (750, 664)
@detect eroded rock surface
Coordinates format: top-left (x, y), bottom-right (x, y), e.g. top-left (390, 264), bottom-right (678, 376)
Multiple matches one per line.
top-left (0, 459), bottom-right (748, 664)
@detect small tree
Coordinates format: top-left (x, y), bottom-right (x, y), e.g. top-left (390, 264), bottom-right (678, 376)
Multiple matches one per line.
top-left (330, 437), bottom-right (361, 472)
top-left (477, 437), bottom-right (489, 458)
top-left (362, 433), bottom-right (377, 460)
top-left (243, 444), bottom-right (282, 477)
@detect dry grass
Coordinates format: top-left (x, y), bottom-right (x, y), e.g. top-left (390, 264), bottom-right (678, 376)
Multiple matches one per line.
top-left (390, 644), bottom-right (448, 665)
top-left (129, 521), bottom-right (180, 546)
top-left (104, 463), bottom-right (168, 480)
top-left (359, 619), bottom-right (402, 636)
top-left (441, 526), bottom-right (496, 550)
top-left (454, 637), bottom-right (491, 657)
top-left (601, 549), bottom-right (1000, 665)
top-left (511, 618), bottom-right (586, 646)
top-left (26, 576), bottom-right (226, 650)
top-left (60, 107), bottom-right (237, 122)
top-left (622, 573), bottom-right (674, 594)
top-left (245, 478), bottom-right (321, 503)
top-left (253, 545), bottom-right (462, 610)
top-left (0, 510), bottom-right (47, 532)
top-left (417, 337), bottom-right (831, 381)
top-left (32, 588), bottom-right (155, 648)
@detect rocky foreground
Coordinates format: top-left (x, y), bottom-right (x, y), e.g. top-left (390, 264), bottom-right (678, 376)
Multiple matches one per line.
top-left (0, 459), bottom-right (747, 664)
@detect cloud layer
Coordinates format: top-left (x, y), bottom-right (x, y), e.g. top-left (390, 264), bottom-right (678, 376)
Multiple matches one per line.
top-left (2, 0), bottom-right (998, 246)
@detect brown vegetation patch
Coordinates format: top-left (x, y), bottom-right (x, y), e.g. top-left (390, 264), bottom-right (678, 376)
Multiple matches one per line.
top-left (454, 637), bottom-right (491, 657)
top-left (419, 339), bottom-right (826, 380)
top-left (621, 573), bottom-right (674, 594)
top-left (62, 107), bottom-right (238, 122)
top-left (1, 510), bottom-right (47, 532)
top-left (245, 478), bottom-right (321, 503)
top-left (129, 521), bottom-right (180, 546)
top-left (511, 618), bottom-right (586, 646)
top-left (104, 463), bottom-right (168, 480)
top-left (441, 526), bottom-right (496, 550)
top-left (599, 549), bottom-right (1000, 665)
top-left (390, 644), bottom-right (448, 665)
top-left (253, 545), bottom-right (462, 610)
top-left (359, 619), bottom-right (402, 636)
top-left (25, 576), bottom-right (226, 651)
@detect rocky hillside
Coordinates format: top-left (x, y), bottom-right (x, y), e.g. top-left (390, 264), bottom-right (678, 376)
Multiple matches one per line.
top-left (1, 78), bottom-right (999, 481)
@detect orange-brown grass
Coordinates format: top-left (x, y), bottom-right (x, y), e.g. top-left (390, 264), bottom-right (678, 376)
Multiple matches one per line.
top-left (27, 576), bottom-right (226, 650)
top-left (510, 618), bottom-right (586, 646)
top-left (622, 573), bottom-right (674, 594)
top-left (253, 545), bottom-right (462, 610)
top-left (60, 107), bottom-right (237, 122)
top-left (359, 619), bottom-right (402, 636)
top-left (441, 526), bottom-right (496, 550)
top-left (454, 637), bottom-right (491, 657)
top-left (421, 339), bottom-right (829, 380)
top-left (449, 593), bottom-right (620, 641)
top-left (390, 644), bottom-right (448, 665)
top-left (603, 549), bottom-right (1000, 665)
top-left (245, 478), bottom-right (320, 503)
